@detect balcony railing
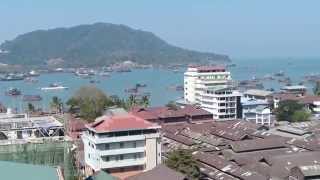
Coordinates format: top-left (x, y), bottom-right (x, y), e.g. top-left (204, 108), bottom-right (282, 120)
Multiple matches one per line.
top-left (98, 146), bottom-right (145, 156)
top-left (100, 158), bottom-right (145, 169)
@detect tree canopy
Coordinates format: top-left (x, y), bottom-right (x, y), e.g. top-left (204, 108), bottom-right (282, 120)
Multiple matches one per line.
top-left (314, 81), bottom-right (320, 96)
top-left (275, 100), bottom-right (310, 122)
top-left (165, 149), bottom-right (200, 179)
top-left (66, 86), bottom-right (151, 122)
top-left (66, 86), bottom-right (112, 122)
top-left (50, 96), bottom-right (63, 113)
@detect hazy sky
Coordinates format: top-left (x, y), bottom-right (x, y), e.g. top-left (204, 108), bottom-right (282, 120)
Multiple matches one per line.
top-left (1, 0), bottom-right (319, 58)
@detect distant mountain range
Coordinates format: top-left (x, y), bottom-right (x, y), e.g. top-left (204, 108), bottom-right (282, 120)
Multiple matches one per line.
top-left (0, 23), bottom-right (230, 67)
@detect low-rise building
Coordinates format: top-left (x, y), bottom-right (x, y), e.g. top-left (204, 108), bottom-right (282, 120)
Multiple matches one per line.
top-left (281, 85), bottom-right (307, 96)
top-left (289, 165), bottom-right (320, 180)
top-left (0, 111), bottom-right (64, 143)
top-left (131, 105), bottom-right (213, 124)
top-left (82, 114), bottom-right (161, 179)
top-left (125, 164), bottom-right (186, 180)
top-left (241, 98), bottom-right (272, 126)
top-left (273, 93), bottom-right (320, 116)
top-left (0, 161), bottom-right (64, 180)
top-left (243, 89), bottom-right (273, 101)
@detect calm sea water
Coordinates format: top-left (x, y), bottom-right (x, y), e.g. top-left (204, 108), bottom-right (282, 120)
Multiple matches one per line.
top-left (0, 58), bottom-right (319, 112)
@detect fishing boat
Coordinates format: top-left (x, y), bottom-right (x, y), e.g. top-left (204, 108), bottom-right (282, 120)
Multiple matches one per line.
top-left (274, 70), bottom-right (285, 77)
top-left (89, 80), bottom-right (100, 84)
top-left (99, 72), bottom-right (110, 77)
top-left (23, 95), bottom-right (42, 101)
top-left (135, 83), bottom-right (147, 88)
top-left (125, 87), bottom-right (138, 93)
top-left (116, 68), bottom-right (132, 73)
top-left (75, 69), bottom-right (92, 78)
top-left (28, 70), bottom-right (40, 77)
top-left (1, 74), bottom-right (24, 81)
top-left (24, 77), bottom-right (38, 83)
top-left (41, 83), bottom-right (68, 90)
top-left (5, 88), bottom-right (21, 96)
top-left (226, 63), bottom-right (237, 68)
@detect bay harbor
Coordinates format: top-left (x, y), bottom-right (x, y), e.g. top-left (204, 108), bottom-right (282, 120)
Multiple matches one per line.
top-left (0, 57), bottom-right (320, 179)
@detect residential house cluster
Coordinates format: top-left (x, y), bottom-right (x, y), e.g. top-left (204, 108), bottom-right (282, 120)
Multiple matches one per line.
top-left (161, 119), bottom-right (320, 180)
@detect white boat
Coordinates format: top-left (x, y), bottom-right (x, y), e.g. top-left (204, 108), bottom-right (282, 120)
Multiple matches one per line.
top-left (29, 70), bottom-right (40, 77)
top-left (41, 83), bottom-right (68, 90)
top-left (99, 72), bottom-right (110, 77)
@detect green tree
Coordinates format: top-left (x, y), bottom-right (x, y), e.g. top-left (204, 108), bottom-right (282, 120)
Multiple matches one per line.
top-left (314, 81), bottom-right (320, 96)
top-left (66, 98), bottom-right (79, 113)
top-left (166, 101), bottom-right (178, 110)
top-left (292, 110), bottom-right (311, 122)
top-left (67, 86), bottom-right (110, 122)
top-left (165, 149), bottom-right (200, 179)
top-left (275, 100), bottom-right (305, 122)
top-left (140, 95), bottom-right (150, 108)
top-left (27, 103), bottom-right (35, 113)
top-left (50, 96), bottom-right (63, 113)
top-left (126, 95), bottom-right (137, 109)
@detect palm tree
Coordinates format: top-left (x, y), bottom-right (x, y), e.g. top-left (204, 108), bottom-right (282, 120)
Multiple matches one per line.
top-left (140, 95), bottom-right (150, 108)
top-left (126, 94), bottom-right (137, 109)
top-left (314, 81), bottom-right (320, 96)
top-left (27, 103), bottom-right (35, 113)
top-left (50, 96), bottom-right (63, 113)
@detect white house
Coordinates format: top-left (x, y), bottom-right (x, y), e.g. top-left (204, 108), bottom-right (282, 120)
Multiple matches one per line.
top-left (82, 114), bottom-right (161, 176)
top-left (241, 98), bottom-right (272, 126)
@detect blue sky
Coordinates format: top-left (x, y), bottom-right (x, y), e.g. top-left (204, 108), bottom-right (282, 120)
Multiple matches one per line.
top-left (1, 0), bottom-right (319, 58)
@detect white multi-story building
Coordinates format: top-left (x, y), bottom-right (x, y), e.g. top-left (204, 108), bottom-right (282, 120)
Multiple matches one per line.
top-left (184, 66), bottom-right (232, 104)
top-left (200, 85), bottom-right (241, 120)
top-left (82, 114), bottom-right (161, 176)
top-left (184, 66), bottom-right (241, 120)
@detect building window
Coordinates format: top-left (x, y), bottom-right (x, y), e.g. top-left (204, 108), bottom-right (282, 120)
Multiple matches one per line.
top-left (105, 144), bottom-right (110, 150)
top-left (120, 142), bottom-right (124, 148)
top-left (133, 141), bottom-right (137, 148)
top-left (103, 156), bottom-right (110, 162)
top-left (120, 155), bottom-right (124, 160)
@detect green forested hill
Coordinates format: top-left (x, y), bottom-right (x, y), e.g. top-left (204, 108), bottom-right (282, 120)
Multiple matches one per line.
top-left (0, 23), bottom-right (230, 67)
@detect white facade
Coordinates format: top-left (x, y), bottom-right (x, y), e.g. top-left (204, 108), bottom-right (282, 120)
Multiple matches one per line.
top-left (184, 66), bottom-right (231, 104)
top-left (82, 126), bottom-right (161, 173)
top-left (242, 98), bottom-right (272, 126)
top-left (200, 86), bottom-right (241, 120)
top-left (255, 107), bottom-right (272, 126)
top-left (184, 66), bottom-right (241, 120)
top-left (313, 101), bottom-right (320, 117)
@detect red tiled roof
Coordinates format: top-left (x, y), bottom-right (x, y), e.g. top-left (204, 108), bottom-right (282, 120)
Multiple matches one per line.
top-left (229, 138), bottom-right (287, 153)
top-left (194, 152), bottom-right (267, 180)
top-left (131, 105), bottom-right (211, 121)
top-left (273, 93), bottom-right (320, 104)
top-left (87, 114), bottom-right (159, 133)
